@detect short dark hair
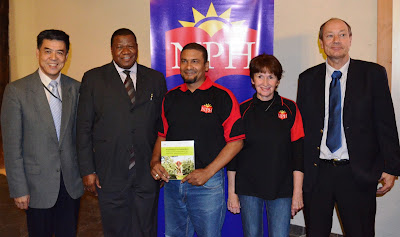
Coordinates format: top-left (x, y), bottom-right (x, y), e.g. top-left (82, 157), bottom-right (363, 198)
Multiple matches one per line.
top-left (181, 43), bottom-right (208, 63)
top-left (249, 54), bottom-right (283, 80)
top-left (37, 29), bottom-right (70, 52)
top-left (111, 28), bottom-right (137, 46)
top-left (319, 18), bottom-right (352, 40)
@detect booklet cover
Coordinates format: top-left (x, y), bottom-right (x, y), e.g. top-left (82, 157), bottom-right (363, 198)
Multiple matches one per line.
top-left (161, 140), bottom-right (195, 180)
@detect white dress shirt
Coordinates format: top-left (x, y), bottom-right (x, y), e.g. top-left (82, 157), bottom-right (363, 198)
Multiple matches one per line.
top-left (38, 68), bottom-right (62, 102)
top-left (113, 61), bottom-right (138, 88)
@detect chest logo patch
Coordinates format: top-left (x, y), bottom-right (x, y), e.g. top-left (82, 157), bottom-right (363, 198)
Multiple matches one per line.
top-left (201, 103), bottom-right (213, 114)
top-left (278, 110), bottom-right (287, 120)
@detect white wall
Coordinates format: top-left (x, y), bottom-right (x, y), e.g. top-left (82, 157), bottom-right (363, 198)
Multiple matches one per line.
top-left (376, 0), bottom-right (400, 236)
top-left (274, 0), bottom-right (377, 102)
top-left (274, 1), bottom-right (377, 235)
top-left (9, 0), bottom-right (152, 82)
top-left (10, 0), bottom-right (400, 236)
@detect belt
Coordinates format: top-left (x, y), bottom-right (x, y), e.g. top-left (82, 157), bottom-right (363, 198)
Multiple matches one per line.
top-left (319, 158), bottom-right (349, 166)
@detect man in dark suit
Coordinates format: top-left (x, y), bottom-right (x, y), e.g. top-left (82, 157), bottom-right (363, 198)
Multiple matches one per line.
top-left (1, 30), bottom-right (83, 237)
top-left (297, 18), bottom-right (400, 236)
top-left (77, 28), bottom-right (167, 237)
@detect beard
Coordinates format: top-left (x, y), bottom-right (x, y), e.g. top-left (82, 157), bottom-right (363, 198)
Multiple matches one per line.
top-left (183, 77), bottom-right (198, 84)
top-left (181, 73), bottom-right (198, 84)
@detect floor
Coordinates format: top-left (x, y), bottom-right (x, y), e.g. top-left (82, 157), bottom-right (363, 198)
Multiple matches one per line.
top-left (0, 172), bottom-right (343, 237)
top-left (0, 173), bottom-right (104, 237)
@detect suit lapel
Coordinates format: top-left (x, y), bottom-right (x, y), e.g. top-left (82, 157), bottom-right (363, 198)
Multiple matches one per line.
top-left (135, 64), bottom-right (158, 108)
top-left (29, 71), bottom-right (59, 143)
top-left (135, 65), bottom-right (148, 106)
top-left (59, 75), bottom-right (72, 145)
top-left (314, 64), bottom-right (326, 126)
top-left (343, 59), bottom-right (356, 125)
top-left (105, 62), bottom-right (132, 104)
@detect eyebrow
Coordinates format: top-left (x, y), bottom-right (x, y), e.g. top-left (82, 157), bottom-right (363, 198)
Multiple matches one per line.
top-left (326, 29), bottom-right (348, 33)
top-left (43, 47), bottom-right (65, 52)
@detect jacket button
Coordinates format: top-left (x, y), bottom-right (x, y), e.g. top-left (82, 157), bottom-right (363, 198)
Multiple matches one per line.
top-left (314, 163), bottom-right (318, 167)
top-left (56, 168), bottom-right (60, 172)
top-left (317, 146), bottom-right (320, 150)
top-left (320, 129), bottom-right (323, 133)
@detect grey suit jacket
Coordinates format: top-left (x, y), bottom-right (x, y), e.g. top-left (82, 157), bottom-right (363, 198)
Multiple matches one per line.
top-left (1, 70), bottom-right (84, 208)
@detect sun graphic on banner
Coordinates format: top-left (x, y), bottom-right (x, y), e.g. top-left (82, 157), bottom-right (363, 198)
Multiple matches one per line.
top-left (178, 2), bottom-right (245, 37)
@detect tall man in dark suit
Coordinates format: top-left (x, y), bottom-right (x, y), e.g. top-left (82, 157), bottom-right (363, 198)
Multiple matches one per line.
top-left (1, 30), bottom-right (83, 237)
top-left (297, 18), bottom-right (400, 236)
top-left (77, 28), bottom-right (167, 237)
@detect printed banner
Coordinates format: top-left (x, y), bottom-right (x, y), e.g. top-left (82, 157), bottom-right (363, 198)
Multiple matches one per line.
top-left (150, 1), bottom-right (274, 236)
top-left (150, 0), bottom-right (274, 103)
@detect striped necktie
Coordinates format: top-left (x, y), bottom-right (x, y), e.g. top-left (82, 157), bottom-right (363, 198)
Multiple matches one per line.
top-left (123, 70), bottom-right (136, 104)
top-left (48, 80), bottom-right (62, 140)
top-left (123, 70), bottom-right (136, 169)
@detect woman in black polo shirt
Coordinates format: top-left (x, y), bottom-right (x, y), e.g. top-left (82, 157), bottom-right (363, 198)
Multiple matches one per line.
top-left (227, 54), bottom-right (304, 237)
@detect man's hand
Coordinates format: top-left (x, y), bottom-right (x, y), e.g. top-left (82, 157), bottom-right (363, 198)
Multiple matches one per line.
top-left (83, 173), bottom-right (101, 196)
top-left (377, 172), bottom-right (396, 195)
top-left (14, 195), bottom-right (30, 210)
top-left (181, 168), bottom-right (213, 186)
top-left (150, 160), bottom-right (170, 182)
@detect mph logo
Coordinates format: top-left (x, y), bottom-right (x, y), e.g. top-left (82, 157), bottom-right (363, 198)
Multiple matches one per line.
top-left (165, 3), bottom-right (258, 81)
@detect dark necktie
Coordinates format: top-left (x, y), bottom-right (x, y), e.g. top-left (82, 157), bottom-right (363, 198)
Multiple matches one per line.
top-left (123, 70), bottom-right (136, 169)
top-left (123, 70), bottom-right (136, 104)
top-left (326, 70), bottom-right (342, 153)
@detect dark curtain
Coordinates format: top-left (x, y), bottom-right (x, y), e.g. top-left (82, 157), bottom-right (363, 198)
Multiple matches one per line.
top-left (0, 0), bottom-right (9, 169)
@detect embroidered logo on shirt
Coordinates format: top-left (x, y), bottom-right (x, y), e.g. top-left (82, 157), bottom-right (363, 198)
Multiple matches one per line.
top-left (278, 110), bottom-right (287, 120)
top-left (201, 103), bottom-right (213, 113)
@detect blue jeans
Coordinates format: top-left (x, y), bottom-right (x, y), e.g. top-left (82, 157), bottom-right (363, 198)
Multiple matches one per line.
top-left (164, 170), bottom-right (226, 237)
top-left (239, 195), bottom-right (291, 237)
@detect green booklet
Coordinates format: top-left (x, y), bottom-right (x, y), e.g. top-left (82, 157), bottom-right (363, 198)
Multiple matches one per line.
top-left (161, 140), bottom-right (195, 180)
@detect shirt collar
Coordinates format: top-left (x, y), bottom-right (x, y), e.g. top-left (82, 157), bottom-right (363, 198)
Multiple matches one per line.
top-left (252, 91), bottom-right (282, 105)
top-left (38, 68), bottom-right (61, 87)
top-left (325, 58), bottom-right (350, 77)
top-left (113, 61), bottom-right (137, 75)
top-left (179, 76), bottom-right (213, 92)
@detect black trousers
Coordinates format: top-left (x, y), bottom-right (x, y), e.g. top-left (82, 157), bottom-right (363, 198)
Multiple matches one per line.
top-left (97, 167), bottom-right (159, 237)
top-left (303, 161), bottom-right (377, 237)
top-left (26, 174), bottom-right (80, 237)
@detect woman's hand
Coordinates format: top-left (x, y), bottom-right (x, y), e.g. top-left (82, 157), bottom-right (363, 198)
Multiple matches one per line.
top-left (227, 192), bottom-right (241, 214)
top-left (291, 190), bottom-right (303, 217)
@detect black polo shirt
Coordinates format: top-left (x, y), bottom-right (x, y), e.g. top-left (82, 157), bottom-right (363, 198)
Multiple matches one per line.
top-left (159, 77), bottom-right (245, 169)
top-left (228, 92), bottom-right (304, 200)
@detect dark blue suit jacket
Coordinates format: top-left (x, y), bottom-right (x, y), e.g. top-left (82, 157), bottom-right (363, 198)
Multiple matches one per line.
top-left (297, 59), bottom-right (400, 192)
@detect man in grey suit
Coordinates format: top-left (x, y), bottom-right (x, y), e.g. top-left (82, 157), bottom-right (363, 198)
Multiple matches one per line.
top-left (1, 29), bottom-right (83, 237)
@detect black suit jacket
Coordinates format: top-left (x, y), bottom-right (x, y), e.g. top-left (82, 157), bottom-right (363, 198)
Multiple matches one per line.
top-left (77, 62), bottom-right (167, 193)
top-left (297, 59), bottom-right (400, 192)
